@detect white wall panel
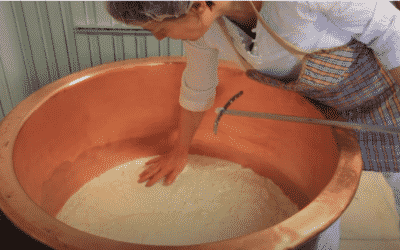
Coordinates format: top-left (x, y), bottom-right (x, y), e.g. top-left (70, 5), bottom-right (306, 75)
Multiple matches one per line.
top-left (113, 36), bottom-right (125, 61)
top-left (136, 36), bottom-right (146, 59)
top-left (46, 2), bottom-right (72, 79)
top-left (22, 2), bottom-right (52, 89)
top-left (61, 2), bottom-right (80, 73)
top-left (75, 34), bottom-right (92, 70)
top-left (122, 36), bottom-right (138, 60)
top-left (0, 1), bottom-right (35, 112)
top-left (0, 1), bottom-right (185, 122)
top-left (71, 1), bottom-right (139, 29)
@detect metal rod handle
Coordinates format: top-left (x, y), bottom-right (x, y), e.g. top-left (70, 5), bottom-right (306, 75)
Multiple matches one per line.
top-left (214, 107), bottom-right (400, 135)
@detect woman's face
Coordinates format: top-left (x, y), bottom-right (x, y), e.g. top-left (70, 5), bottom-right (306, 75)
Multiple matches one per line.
top-left (136, 2), bottom-right (223, 41)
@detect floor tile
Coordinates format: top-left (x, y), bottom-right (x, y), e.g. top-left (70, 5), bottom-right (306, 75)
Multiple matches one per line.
top-left (340, 239), bottom-right (400, 250)
top-left (340, 172), bottom-right (400, 240)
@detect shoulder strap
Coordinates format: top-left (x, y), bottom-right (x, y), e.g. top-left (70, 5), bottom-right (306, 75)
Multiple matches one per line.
top-left (217, 2), bottom-right (318, 71)
top-left (216, 2), bottom-right (307, 71)
top-left (248, 2), bottom-right (307, 59)
top-left (216, 17), bottom-right (255, 71)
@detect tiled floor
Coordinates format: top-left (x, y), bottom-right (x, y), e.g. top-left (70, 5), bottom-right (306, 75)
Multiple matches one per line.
top-left (341, 239), bottom-right (400, 250)
top-left (340, 171), bottom-right (400, 249)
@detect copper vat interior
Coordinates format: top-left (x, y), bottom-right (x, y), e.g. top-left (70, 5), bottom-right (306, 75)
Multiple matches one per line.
top-left (1, 57), bottom-right (362, 250)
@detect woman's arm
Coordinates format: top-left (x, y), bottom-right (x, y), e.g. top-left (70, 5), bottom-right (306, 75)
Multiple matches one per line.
top-left (138, 38), bottom-right (219, 187)
top-left (176, 39), bottom-right (219, 147)
top-left (175, 108), bottom-right (206, 152)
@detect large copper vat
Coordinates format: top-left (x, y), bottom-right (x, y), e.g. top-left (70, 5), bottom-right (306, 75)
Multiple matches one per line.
top-left (0, 57), bottom-right (362, 249)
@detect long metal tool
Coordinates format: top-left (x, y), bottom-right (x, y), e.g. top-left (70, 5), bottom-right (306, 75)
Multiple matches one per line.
top-left (213, 91), bottom-right (400, 135)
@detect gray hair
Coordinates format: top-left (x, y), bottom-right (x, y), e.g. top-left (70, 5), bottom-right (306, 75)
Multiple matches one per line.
top-left (106, 1), bottom-right (194, 25)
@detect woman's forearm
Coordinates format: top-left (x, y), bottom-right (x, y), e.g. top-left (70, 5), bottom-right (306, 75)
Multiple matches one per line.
top-left (175, 107), bottom-right (207, 152)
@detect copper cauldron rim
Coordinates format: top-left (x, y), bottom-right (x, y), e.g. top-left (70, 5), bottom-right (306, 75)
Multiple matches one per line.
top-left (0, 56), bottom-right (363, 250)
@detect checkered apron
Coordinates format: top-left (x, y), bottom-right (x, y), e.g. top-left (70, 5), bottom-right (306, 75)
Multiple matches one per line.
top-left (246, 39), bottom-right (400, 173)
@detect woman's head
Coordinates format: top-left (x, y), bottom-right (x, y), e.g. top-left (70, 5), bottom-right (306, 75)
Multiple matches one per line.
top-left (105, 1), bottom-right (229, 41)
top-left (105, 1), bottom-right (195, 24)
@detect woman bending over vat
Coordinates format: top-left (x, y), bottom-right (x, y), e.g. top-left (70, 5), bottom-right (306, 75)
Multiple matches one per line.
top-left (106, 2), bottom-right (400, 249)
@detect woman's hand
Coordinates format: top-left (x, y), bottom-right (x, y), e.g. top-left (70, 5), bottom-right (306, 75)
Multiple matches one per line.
top-left (138, 148), bottom-right (189, 187)
top-left (138, 108), bottom-right (206, 187)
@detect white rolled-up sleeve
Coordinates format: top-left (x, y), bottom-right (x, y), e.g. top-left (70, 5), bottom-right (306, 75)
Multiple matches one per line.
top-left (179, 38), bottom-right (219, 112)
top-left (312, 1), bottom-right (400, 70)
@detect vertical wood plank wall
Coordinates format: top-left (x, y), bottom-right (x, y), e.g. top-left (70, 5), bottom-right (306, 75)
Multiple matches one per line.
top-left (0, 1), bottom-right (186, 121)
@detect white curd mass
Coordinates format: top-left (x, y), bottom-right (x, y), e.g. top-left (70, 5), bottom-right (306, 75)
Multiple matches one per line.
top-left (56, 155), bottom-right (298, 246)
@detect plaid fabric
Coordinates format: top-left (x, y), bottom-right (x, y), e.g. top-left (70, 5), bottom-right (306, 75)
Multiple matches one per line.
top-left (246, 39), bottom-right (400, 172)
